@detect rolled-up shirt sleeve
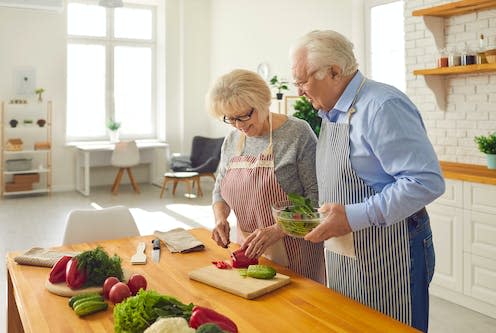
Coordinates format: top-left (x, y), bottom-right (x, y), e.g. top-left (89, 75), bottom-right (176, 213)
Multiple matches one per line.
top-left (345, 98), bottom-right (445, 231)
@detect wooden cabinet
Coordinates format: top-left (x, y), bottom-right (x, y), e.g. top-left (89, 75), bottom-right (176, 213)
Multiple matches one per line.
top-left (428, 179), bottom-right (496, 318)
top-left (412, 0), bottom-right (496, 76)
top-left (1, 101), bottom-right (52, 196)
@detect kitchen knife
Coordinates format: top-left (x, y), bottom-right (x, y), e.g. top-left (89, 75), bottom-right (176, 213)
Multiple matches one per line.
top-left (152, 238), bottom-right (160, 263)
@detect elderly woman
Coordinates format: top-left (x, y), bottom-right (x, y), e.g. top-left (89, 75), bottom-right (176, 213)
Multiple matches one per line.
top-left (207, 69), bottom-right (325, 283)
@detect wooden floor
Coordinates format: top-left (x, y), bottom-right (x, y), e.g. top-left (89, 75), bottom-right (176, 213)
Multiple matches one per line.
top-left (1, 182), bottom-right (495, 333)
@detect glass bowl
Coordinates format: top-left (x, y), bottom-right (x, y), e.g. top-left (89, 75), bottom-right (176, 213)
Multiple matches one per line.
top-left (271, 201), bottom-right (324, 238)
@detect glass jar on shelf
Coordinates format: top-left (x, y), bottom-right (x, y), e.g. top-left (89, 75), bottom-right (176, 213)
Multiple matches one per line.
top-left (448, 47), bottom-right (461, 67)
top-left (438, 48), bottom-right (448, 67)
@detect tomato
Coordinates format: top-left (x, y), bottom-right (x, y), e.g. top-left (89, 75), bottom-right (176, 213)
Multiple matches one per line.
top-left (109, 282), bottom-right (131, 304)
top-left (127, 274), bottom-right (147, 296)
top-left (103, 276), bottom-right (120, 299)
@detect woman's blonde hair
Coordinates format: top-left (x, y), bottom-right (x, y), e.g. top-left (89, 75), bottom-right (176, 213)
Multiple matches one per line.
top-left (206, 69), bottom-right (271, 119)
top-left (290, 30), bottom-right (358, 78)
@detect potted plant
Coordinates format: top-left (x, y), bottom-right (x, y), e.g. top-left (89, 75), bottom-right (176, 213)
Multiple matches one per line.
top-left (107, 119), bottom-right (121, 143)
top-left (269, 75), bottom-right (289, 100)
top-left (35, 88), bottom-right (45, 102)
top-left (292, 96), bottom-right (322, 136)
top-left (37, 119), bottom-right (46, 127)
top-left (474, 132), bottom-right (496, 169)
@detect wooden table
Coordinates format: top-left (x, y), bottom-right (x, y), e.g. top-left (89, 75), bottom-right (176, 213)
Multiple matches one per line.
top-left (6, 228), bottom-right (419, 332)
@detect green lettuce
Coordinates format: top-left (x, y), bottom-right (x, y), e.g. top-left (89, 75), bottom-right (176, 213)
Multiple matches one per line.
top-left (114, 290), bottom-right (194, 333)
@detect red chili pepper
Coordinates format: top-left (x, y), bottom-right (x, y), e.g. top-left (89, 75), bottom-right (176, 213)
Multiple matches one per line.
top-left (230, 248), bottom-right (258, 268)
top-left (48, 255), bottom-right (72, 284)
top-left (189, 305), bottom-right (238, 333)
top-left (211, 261), bottom-right (231, 269)
top-left (65, 257), bottom-right (87, 289)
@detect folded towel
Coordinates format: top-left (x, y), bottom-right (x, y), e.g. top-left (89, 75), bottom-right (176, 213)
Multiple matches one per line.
top-left (154, 228), bottom-right (205, 253)
top-left (14, 247), bottom-right (79, 267)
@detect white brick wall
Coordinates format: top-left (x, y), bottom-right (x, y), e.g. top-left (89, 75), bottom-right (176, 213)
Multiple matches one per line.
top-left (405, 0), bottom-right (496, 165)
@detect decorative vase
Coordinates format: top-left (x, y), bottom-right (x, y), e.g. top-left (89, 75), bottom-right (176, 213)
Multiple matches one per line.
top-left (486, 154), bottom-right (496, 169)
top-left (109, 130), bottom-right (119, 143)
top-left (276, 93), bottom-right (283, 100)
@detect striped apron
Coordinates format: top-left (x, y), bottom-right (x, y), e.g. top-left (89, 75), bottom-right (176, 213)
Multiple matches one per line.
top-left (317, 78), bottom-right (412, 325)
top-left (220, 114), bottom-right (326, 283)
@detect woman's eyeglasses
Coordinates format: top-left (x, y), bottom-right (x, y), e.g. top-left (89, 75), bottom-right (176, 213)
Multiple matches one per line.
top-left (223, 108), bottom-right (255, 124)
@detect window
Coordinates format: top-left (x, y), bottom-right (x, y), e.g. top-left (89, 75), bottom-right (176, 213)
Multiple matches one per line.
top-left (66, 2), bottom-right (156, 141)
top-left (366, 0), bottom-right (405, 92)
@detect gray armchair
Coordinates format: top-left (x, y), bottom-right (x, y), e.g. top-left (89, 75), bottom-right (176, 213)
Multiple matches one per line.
top-left (170, 136), bottom-right (224, 181)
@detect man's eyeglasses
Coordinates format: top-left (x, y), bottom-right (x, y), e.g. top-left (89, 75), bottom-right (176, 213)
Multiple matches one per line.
top-left (223, 108), bottom-right (255, 124)
top-left (292, 68), bottom-right (321, 89)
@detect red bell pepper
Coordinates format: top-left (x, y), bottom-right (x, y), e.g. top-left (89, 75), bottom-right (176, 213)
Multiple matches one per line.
top-left (211, 261), bottom-right (231, 269)
top-left (65, 257), bottom-right (87, 289)
top-left (48, 255), bottom-right (72, 284)
top-left (230, 248), bottom-right (258, 268)
top-left (189, 305), bottom-right (238, 333)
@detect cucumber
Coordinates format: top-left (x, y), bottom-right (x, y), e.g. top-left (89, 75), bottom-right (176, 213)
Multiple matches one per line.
top-left (74, 300), bottom-right (108, 316)
top-left (246, 265), bottom-right (276, 279)
top-left (72, 295), bottom-right (104, 309)
top-left (68, 292), bottom-right (101, 308)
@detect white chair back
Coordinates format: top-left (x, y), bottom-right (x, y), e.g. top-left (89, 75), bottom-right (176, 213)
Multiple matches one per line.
top-left (62, 205), bottom-right (140, 245)
top-left (111, 141), bottom-right (140, 168)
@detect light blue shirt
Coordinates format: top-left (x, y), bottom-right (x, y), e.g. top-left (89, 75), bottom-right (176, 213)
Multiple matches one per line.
top-left (318, 71), bottom-right (445, 231)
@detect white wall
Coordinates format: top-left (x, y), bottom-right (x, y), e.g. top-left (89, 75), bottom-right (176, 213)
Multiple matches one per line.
top-left (206, 0), bottom-right (361, 138)
top-left (0, 0), bottom-right (362, 192)
top-left (405, 1), bottom-right (496, 166)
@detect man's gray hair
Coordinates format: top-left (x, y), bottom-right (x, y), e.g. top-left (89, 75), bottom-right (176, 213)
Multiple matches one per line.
top-left (290, 30), bottom-right (358, 77)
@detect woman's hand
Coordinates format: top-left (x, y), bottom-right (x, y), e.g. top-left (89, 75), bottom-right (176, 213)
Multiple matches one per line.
top-left (212, 219), bottom-right (231, 248)
top-left (241, 224), bottom-right (285, 258)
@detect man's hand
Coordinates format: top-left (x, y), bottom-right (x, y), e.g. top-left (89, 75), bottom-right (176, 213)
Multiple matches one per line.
top-left (304, 203), bottom-right (352, 243)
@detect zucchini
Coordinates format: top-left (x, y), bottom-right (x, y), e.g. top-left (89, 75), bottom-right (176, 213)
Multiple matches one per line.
top-left (246, 265), bottom-right (276, 279)
top-left (72, 295), bottom-right (104, 309)
top-left (68, 292), bottom-right (101, 308)
top-left (74, 300), bottom-right (108, 316)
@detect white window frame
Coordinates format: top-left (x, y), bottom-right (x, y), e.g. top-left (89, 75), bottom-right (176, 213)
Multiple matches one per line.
top-left (66, 0), bottom-right (157, 142)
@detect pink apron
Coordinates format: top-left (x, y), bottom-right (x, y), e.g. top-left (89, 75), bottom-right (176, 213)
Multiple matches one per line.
top-left (220, 114), bottom-right (325, 283)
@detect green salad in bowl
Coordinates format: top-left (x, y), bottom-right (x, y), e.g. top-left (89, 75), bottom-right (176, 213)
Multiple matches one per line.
top-left (272, 194), bottom-right (324, 238)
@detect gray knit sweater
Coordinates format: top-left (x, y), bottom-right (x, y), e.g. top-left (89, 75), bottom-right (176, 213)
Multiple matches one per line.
top-left (212, 117), bottom-right (318, 205)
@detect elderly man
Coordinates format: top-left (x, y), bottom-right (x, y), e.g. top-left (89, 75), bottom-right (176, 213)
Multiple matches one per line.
top-left (290, 30), bottom-right (445, 332)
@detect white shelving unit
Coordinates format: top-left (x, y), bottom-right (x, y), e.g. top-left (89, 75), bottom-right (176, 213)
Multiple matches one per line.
top-left (1, 101), bottom-right (52, 197)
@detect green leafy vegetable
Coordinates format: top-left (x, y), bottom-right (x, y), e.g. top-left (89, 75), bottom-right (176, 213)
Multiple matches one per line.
top-left (76, 247), bottom-right (123, 287)
top-left (114, 289), bottom-right (194, 333)
top-left (287, 193), bottom-right (314, 216)
top-left (274, 193), bottom-right (321, 237)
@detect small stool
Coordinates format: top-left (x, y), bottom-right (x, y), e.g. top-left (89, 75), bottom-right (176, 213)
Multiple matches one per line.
top-left (160, 172), bottom-right (203, 199)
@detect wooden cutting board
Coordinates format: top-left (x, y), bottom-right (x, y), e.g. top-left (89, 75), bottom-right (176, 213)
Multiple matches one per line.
top-left (189, 265), bottom-right (290, 299)
top-left (45, 270), bottom-right (130, 297)
top-left (45, 280), bottom-right (102, 297)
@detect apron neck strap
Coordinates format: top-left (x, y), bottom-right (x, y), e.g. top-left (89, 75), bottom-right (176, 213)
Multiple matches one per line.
top-left (237, 112), bottom-right (273, 155)
top-left (347, 77), bottom-right (367, 123)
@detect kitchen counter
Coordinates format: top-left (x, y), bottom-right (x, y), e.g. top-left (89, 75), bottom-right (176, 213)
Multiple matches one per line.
top-left (440, 161), bottom-right (496, 185)
top-left (6, 228), bottom-right (419, 332)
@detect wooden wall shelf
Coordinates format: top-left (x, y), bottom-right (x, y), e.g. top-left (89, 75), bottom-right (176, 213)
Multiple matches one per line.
top-left (414, 63), bottom-right (496, 76)
top-left (412, 0), bottom-right (496, 17)
top-left (440, 161), bottom-right (496, 185)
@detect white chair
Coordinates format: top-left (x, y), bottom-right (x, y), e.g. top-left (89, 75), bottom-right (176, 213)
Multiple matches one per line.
top-left (62, 205), bottom-right (140, 245)
top-left (111, 140), bottom-right (140, 194)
